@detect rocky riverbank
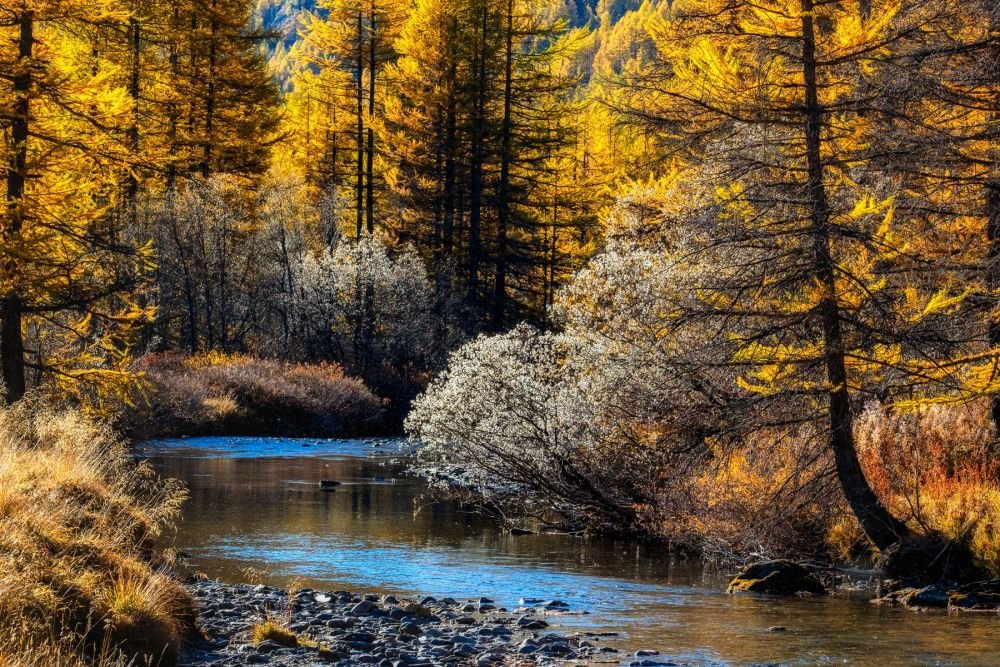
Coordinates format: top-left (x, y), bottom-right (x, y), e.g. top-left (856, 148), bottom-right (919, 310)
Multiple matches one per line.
top-left (182, 579), bottom-right (675, 667)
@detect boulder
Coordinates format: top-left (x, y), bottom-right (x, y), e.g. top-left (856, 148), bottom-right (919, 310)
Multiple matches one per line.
top-left (902, 585), bottom-right (950, 608)
top-left (402, 602), bottom-right (434, 618)
top-left (727, 560), bottom-right (827, 595)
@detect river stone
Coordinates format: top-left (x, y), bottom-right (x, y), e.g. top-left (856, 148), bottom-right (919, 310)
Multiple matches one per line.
top-left (399, 622), bottom-right (422, 636)
top-left (727, 560), bottom-right (827, 595)
top-left (351, 600), bottom-right (377, 614)
top-left (402, 602), bottom-right (434, 618)
top-left (902, 585), bottom-right (950, 608)
top-left (516, 616), bottom-right (548, 629)
top-left (256, 640), bottom-right (285, 654)
top-left (949, 589), bottom-right (1000, 611)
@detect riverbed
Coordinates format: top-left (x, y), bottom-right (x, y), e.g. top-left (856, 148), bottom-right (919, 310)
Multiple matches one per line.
top-left (144, 436), bottom-right (1000, 666)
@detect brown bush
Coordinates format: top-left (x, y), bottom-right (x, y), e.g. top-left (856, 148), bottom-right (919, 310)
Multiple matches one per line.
top-left (121, 353), bottom-right (387, 438)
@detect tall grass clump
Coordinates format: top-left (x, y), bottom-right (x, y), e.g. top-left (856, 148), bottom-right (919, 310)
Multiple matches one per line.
top-left (0, 400), bottom-right (196, 666)
top-left (121, 352), bottom-right (387, 438)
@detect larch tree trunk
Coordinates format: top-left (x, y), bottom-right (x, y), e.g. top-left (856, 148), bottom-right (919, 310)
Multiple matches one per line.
top-left (366, 0), bottom-right (376, 235)
top-left (467, 0), bottom-right (489, 302)
top-left (355, 7), bottom-right (365, 238)
top-left (800, 0), bottom-right (909, 551)
top-left (494, 0), bottom-right (514, 328)
top-left (1, 8), bottom-right (32, 403)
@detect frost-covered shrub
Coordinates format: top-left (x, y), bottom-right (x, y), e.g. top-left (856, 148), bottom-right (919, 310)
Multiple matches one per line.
top-left (406, 182), bottom-right (840, 550)
top-left (295, 236), bottom-right (437, 375)
top-left (408, 325), bottom-right (646, 530)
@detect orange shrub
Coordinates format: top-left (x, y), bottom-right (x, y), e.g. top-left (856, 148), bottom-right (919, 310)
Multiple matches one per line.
top-left (845, 403), bottom-right (1000, 572)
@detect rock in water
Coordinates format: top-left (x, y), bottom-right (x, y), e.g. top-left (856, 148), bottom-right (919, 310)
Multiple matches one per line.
top-left (727, 560), bottom-right (827, 595)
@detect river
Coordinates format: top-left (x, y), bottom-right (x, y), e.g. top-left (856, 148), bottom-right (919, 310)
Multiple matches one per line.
top-left (143, 435), bottom-right (1000, 666)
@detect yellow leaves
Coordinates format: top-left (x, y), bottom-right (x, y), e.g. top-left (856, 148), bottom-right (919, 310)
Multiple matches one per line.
top-left (713, 180), bottom-right (755, 221)
top-left (848, 193), bottom-right (891, 221)
top-left (917, 286), bottom-right (972, 321)
top-left (740, 1), bottom-right (802, 39)
top-left (733, 341), bottom-right (822, 396)
top-left (828, 0), bottom-right (902, 55)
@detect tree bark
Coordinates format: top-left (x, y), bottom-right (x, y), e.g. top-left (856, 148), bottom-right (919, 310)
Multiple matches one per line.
top-left (124, 6), bottom-right (142, 232)
top-left (203, 0), bottom-right (218, 178)
top-left (801, 0), bottom-right (908, 551)
top-left (494, 0), bottom-right (514, 329)
top-left (1, 8), bottom-right (33, 403)
top-left (366, 0), bottom-right (377, 235)
top-left (988, 184), bottom-right (1000, 439)
top-left (984, 4), bottom-right (1000, 445)
top-left (355, 7), bottom-right (365, 238)
top-left (468, 0), bottom-right (489, 302)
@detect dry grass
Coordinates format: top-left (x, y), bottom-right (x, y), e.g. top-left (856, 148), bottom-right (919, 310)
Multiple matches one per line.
top-left (120, 353), bottom-right (387, 438)
top-left (249, 619), bottom-right (298, 648)
top-left (0, 400), bottom-right (195, 666)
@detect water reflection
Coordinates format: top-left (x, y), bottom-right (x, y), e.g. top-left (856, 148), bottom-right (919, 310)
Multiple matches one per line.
top-left (149, 437), bottom-right (1000, 666)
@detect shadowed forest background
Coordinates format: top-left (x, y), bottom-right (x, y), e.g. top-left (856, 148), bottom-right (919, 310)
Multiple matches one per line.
top-left (1, 0), bottom-right (1000, 662)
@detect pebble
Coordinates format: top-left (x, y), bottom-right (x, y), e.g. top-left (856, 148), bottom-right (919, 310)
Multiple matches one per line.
top-left (179, 579), bottom-right (651, 666)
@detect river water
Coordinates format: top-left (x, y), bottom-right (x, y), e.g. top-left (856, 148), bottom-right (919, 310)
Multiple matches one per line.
top-left (144, 436), bottom-right (1000, 666)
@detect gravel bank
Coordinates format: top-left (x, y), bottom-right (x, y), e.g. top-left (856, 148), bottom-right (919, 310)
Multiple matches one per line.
top-left (181, 579), bottom-right (677, 666)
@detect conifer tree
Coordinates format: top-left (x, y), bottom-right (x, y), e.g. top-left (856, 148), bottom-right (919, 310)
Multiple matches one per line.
top-left (380, 0), bottom-right (586, 323)
top-left (621, 0), bottom-right (985, 549)
top-left (0, 0), bottom-right (153, 406)
top-left (298, 0), bottom-right (400, 236)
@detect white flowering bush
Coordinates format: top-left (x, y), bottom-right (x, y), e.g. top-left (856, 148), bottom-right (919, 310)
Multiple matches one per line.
top-left (407, 325), bottom-right (637, 529)
top-left (407, 184), bottom-right (737, 534)
top-left (406, 181), bottom-right (849, 552)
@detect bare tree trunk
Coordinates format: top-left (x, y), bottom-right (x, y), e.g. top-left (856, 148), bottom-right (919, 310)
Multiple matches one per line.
top-left (468, 0), bottom-right (488, 302)
top-left (1, 8), bottom-right (32, 403)
top-left (203, 0), bottom-right (218, 178)
top-left (355, 7), bottom-right (365, 238)
top-left (125, 5), bottom-right (142, 232)
top-left (988, 184), bottom-right (1000, 439)
top-left (166, 5), bottom-right (180, 190)
top-left (366, 0), bottom-right (377, 235)
top-left (442, 55), bottom-right (458, 255)
top-left (984, 6), bottom-right (1000, 445)
top-left (801, 0), bottom-right (908, 551)
top-left (494, 0), bottom-right (514, 328)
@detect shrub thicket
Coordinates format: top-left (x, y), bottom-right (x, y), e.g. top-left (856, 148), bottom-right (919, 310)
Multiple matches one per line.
top-left (122, 352), bottom-right (387, 438)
